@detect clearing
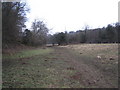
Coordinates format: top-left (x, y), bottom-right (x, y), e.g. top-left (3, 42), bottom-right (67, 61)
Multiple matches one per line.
top-left (2, 44), bottom-right (118, 88)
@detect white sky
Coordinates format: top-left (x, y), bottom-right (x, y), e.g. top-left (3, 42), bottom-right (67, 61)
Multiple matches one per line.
top-left (25, 0), bottom-right (119, 34)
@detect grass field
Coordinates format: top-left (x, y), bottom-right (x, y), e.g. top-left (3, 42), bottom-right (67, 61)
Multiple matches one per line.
top-left (2, 44), bottom-right (118, 88)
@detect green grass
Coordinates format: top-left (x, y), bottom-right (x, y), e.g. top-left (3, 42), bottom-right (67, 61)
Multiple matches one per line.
top-left (3, 47), bottom-right (83, 88)
top-left (3, 48), bottom-right (54, 88)
top-left (3, 48), bottom-right (53, 59)
top-left (3, 44), bottom-right (118, 88)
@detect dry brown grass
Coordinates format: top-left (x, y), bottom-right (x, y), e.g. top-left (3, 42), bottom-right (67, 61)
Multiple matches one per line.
top-left (66, 44), bottom-right (118, 64)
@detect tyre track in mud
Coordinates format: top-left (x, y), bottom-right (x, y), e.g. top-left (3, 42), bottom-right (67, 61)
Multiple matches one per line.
top-left (53, 46), bottom-right (117, 88)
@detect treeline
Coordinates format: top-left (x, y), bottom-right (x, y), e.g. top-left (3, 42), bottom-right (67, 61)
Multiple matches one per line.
top-left (47, 23), bottom-right (120, 45)
top-left (2, 2), bottom-right (120, 49)
top-left (2, 2), bottom-right (49, 48)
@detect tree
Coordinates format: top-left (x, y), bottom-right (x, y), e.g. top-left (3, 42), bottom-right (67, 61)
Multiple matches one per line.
top-left (98, 28), bottom-right (106, 43)
top-left (83, 24), bottom-right (89, 43)
top-left (31, 19), bottom-right (49, 46)
top-left (105, 24), bottom-right (115, 43)
top-left (80, 32), bottom-right (86, 43)
top-left (67, 31), bottom-right (77, 44)
top-left (115, 22), bottom-right (120, 43)
top-left (2, 2), bottom-right (28, 47)
top-left (22, 29), bottom-right (32, 45)
top-left (54, 32), bottom-right (67, 45)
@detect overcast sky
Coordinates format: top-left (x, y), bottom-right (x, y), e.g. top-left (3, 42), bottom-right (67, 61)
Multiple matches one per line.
top-left (25, 0), bottom-right (119, 34)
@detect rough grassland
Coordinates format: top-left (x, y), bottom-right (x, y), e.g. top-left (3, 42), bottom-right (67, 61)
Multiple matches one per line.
top-left (2, 44), bottom-right (118, 88)
top-left (3, 48), bottom-right (82, 88)
top-left (65, 44), bottom-right (118, 88)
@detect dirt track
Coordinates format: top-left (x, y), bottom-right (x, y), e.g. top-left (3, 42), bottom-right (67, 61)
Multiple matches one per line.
top-left (3, 44), bottom-right (118, 88)
top-left (52, 46), bottom-right (118, 88)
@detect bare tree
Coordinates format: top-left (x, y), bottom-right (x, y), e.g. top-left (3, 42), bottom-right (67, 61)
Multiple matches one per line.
top-left (31, 19), bottom-right (49, 46)
top-left (83, 24), bottom-right (89, 43)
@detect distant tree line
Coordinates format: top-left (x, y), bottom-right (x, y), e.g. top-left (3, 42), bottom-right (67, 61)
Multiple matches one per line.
top-left (47, 23), bottom-right (120, 45)
top-left (2, 2), bottom-right (120, 49)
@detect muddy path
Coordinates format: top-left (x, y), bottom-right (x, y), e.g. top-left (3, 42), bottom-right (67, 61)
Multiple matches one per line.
top-left (52, 46), bottom-right (118, 88)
